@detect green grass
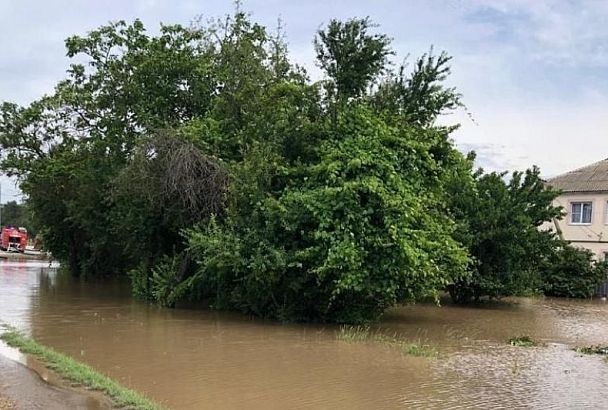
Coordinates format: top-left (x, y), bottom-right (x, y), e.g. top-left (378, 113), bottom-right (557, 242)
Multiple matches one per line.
top-left (508, 335), bottom-right (538, 347)
top-left (336, 325), bottom-right (438, 358)
top-left (0, 326), bottom-right (165, 410)
top-left (336, 325), bottom-right (373, 343)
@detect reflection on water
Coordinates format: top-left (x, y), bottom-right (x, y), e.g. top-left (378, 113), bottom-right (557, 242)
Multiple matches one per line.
top-left (1, 261), bottom-right (608, 409)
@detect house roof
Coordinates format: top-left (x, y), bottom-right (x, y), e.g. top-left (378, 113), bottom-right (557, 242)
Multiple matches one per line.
top-left (546, 158), bottom-right (608, 193)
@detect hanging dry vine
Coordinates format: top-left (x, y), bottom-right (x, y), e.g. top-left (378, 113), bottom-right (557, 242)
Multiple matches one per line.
top-left (117, 131), bottom-right (228, 224)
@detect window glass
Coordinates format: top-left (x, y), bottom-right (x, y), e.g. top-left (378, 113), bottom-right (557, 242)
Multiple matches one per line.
top-left (571, 203), bottom-right (581, 223)
top-left (582, 203), bottom-right (592, 223)
top-left (571, 202), bottom-right (592, 223)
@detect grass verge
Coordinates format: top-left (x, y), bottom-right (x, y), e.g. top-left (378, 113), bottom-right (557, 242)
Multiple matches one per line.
top-left (0, 326), bottom-right (164, 410)
top-left (336, 325), bottom-right (437, 358)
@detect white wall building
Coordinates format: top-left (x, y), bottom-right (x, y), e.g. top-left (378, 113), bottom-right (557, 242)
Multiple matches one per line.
top-left (546, 158), bottom-right (608, 261)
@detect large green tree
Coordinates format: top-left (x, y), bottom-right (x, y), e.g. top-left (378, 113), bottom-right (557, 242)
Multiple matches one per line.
top-left (174, 17), bottom-right (471, 322)
top-left (185, 106), bottom-right (468, 322)
top-left (0, 11), bottom-right (291, 276)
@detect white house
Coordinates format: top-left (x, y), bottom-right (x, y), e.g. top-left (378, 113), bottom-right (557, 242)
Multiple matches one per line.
top-left (546, 158), bottom-right (608, 261)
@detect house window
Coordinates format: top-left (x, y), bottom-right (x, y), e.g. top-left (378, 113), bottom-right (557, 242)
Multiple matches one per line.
top-left (571, 202), bottom-right (592, 224)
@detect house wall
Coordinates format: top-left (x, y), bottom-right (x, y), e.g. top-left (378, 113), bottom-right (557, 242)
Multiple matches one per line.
top-left (549, 192), bottom-right (608, 260)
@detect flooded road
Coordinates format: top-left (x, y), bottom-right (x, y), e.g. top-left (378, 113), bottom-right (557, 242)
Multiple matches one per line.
top-left (1, 261), bottom-right (608, 409)
top-left (0, 352), bottom-right (110, 410)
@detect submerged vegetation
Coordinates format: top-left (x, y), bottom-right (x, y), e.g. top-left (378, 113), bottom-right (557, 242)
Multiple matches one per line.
top-left (508, 336), bottom-right (540, 347)
top-left (0, 4), bottom-right (602, 323)
top-left (0, 327), bottom-right (163, 410)
top-left (541, 246), bottom-right (608, 298)
top-left (574, 345), bottom-right (608, 356)
top-left (336, 325), bottom-right (437, 357)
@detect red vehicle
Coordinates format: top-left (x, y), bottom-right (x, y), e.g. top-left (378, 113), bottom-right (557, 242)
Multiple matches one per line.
top-left (1, 226), bottom-right (28, 252)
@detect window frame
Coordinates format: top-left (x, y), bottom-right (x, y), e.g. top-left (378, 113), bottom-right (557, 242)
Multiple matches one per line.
top-left (569, 200), bottom-right (593, 225)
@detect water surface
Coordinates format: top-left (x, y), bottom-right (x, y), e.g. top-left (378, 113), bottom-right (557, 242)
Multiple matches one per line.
top-left (1, 261), bottom-right (608, 409)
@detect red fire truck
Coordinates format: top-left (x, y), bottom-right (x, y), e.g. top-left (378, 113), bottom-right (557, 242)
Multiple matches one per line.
top-left (0, 226), bottom-right (28, 252)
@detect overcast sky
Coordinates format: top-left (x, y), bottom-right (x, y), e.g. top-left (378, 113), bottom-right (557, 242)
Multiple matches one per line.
top-left (1, 0), bottom-right (607, 201)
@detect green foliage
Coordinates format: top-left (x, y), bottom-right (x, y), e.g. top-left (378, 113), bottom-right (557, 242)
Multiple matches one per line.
top-left (372, 50), bottom-right (462, 126)
top-left (0, 19), bottom-right (219, 276)
top-left (0, 8), bottom-right (290, 277)
top-left (186, 108), bottom-right (468, 323)
top-left (541, 245), bottom-right (608, 298)
top-left (448, 167), bottom-right (563, 303)
top-left (315, 17), bottom-right (392, 99)
top-left (22, 145), bottom-right (134, 276)
top-left (336, 325), bottom-right (373, 342)
top-left (149, 253), bottom-right (191, 307)
top-left (0, 327), bottom-right (164, 410)
top-left (0, 201), bottom-right (36, 236)
top-left (129, 263), bottom-right (152, 301)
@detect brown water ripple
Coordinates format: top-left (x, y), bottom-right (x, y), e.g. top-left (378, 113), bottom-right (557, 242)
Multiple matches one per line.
top-left (2, 262), bottom-right (608, 409)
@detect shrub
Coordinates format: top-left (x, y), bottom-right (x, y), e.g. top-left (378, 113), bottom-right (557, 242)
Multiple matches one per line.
top-left (448, 168), bottom-right (562, 303)
top-left (129, 263), bottom-right (152, 301)
top-left (541, 245), bottom-right (608, 298)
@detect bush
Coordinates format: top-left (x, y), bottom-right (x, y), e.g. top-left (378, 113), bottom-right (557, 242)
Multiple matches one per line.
top-left (541, 245), bottom-right (608, 298)
top-left (186, 108), bottom-right (469, 323)
top-left (448, 168), bottom-right (562, 303)
top-left (129, 263), bottom-right (152, 301)
top-left (149, 253), bottom-right (195, 307)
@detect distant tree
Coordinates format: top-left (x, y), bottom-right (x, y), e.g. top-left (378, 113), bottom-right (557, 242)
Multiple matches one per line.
top-left (1, 201), bottom-right (35, 235)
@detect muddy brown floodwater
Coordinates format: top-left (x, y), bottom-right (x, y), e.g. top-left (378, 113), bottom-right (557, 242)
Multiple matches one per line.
top-left (1, 261), bottom-right (608, 409)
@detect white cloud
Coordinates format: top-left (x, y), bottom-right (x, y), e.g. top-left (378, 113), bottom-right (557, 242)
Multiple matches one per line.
top-left (451, 95), bottom-right (608, 177)
top-left (467, 0), bottom-right (608, 66)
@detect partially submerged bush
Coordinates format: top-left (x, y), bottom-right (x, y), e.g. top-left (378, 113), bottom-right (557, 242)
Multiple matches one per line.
top-left (187, 109), bottom-right (469, 323)
top-left (448, 168), bottom-right (561, 303)
top-left (508, 336), bottom-right (538, 347)
top-left (541, 245), bottom-right (608, 298)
